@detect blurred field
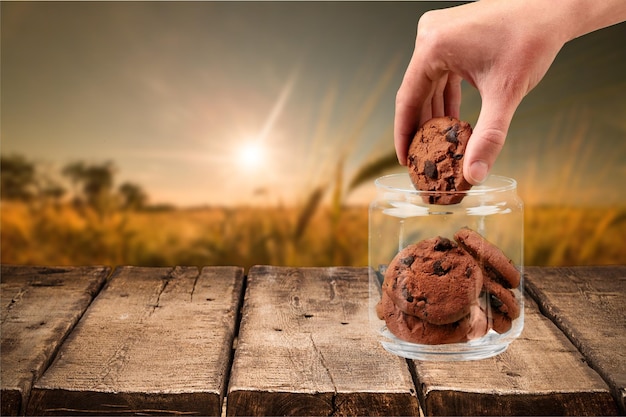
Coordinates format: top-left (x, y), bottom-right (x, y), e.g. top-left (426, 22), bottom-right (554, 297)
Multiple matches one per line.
top-left (2, 202), bottom-right (624, 270)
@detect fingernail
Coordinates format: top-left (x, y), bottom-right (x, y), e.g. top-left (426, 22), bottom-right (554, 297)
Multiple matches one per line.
top-left (469, 160), bottom-right (488, 185)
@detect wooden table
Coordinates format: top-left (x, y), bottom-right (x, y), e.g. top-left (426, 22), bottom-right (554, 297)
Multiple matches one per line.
top-left (2, 264), bottom-right (624, 416)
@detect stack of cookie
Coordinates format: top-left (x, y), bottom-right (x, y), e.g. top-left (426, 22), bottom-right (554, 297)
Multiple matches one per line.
top-left (377, 227), bottom-right (521, 345)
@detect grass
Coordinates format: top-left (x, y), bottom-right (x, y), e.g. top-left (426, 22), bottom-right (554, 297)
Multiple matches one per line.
top-left (524, 205), bottom-right (626, 266)
top-left (0, 202), bottom-right (369, 270)
top-left (2, 201), bottom-right (624, 270)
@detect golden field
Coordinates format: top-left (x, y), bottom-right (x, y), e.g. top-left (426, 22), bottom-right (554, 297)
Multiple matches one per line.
top-left (2, 202), bottom-right (624, 270)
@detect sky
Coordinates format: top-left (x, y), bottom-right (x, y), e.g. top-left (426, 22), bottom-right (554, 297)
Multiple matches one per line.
top-left (2, 1), bottom-right (625, 207)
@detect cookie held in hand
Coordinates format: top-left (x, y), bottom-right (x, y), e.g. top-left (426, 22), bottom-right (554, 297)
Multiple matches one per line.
top-left (407, 116), bottom-right (473, 204)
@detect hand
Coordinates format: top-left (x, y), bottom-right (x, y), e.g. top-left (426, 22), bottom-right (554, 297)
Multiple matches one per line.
top-left (394, 0), bottom-right (624, 184)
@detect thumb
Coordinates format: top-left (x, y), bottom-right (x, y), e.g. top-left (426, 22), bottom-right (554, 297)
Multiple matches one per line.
top-left (463, 94), bottom-right (519, 185)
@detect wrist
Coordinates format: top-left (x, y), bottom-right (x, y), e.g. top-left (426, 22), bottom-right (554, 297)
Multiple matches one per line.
top-left (524, 0), bottom-right (626, 43)
top-left (480, 0), bottom-right (626, 45)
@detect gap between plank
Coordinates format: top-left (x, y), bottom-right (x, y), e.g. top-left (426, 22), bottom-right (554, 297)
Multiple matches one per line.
top-left (221, 271), bottom-right (248, 417)
top-left (524, 276), bottom-right (624, 414)
top-left (22, 266), bottom-right (113, 415)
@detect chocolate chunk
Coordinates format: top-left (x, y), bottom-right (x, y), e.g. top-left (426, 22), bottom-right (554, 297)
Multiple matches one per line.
top-left (433, 237), bottom-right (455, 252)
top-left (433, 260), bottom-right (451, 276)
top-left (446, 177), bottom-right (456, 191)
top-left (489, 293), bottom-right (504, 310)
top-left (400, 255), bottom-right (415, 267)
top-left (402, 286), bottom-right (414, 303)
top-left (445, 126), bottom-right (459, 144)
top-left (424, 160), bottom-right (438, 179)
top-left (453, 153), bottom-right (464, 160)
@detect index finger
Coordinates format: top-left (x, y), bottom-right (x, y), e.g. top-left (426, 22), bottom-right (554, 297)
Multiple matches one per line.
top-left (394, 57), bottom-right (438, 166)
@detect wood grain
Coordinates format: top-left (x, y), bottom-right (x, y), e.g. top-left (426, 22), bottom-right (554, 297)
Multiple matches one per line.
top-left (4, 264), bottom-right (623, 416)
top-left (26, 266), bottom-right (244, 416)
top-left (413, 294), bottom-right (619, 416)
top-left (227, 266), bottom-right (420, 416)
top-left (525, 265), bottom-right (626, 414)
top-left (1, 265), bottom-right (109, 416)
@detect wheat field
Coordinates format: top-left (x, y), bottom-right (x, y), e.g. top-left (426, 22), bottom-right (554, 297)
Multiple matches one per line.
top-left (2, 201), bottom-right (624, 270)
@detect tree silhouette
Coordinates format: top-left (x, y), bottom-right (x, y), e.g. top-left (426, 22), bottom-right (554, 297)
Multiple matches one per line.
top-left (119, 182), bottom-right (148, 211)
top-left (1, 155), bottom-right (37, 201)
top-left (39, 180), bottom-right (67, 204)
top-left (2, 154), bottom-right (149, 212)
top-left (62, 161), bottom-right (116, 214)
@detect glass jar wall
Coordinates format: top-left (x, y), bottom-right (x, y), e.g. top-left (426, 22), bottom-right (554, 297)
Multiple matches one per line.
top-left (369, 173), bottom-right (524, 361)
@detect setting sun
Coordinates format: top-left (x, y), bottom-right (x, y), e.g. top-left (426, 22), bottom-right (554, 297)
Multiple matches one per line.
top-left (238, 141), bottom-right (265, 170)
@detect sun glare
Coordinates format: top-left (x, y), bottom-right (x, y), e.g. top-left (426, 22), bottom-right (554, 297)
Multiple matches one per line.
top-left (238, 141), bottom-right (265, 170)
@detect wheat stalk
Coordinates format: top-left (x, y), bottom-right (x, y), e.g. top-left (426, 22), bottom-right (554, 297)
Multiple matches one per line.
top-left (293, 185), bottom-right (326, 242)
top-left (347, 150), bottom-right (399, 194)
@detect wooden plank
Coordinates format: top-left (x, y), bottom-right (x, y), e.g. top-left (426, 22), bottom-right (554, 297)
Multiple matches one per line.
top-left (413, 294), bottom-right (619, 416)
top-left (26, 266), bottom-right (244, 416)
top-left (227, 266), bottom-right (420, 416)
top-left (1, 265), bottom-right (109, 416)
top-left (525, 265), bottom-right (626, 414)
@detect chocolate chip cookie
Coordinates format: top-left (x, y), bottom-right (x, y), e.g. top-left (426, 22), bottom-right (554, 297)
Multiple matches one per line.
top-left (482, 279), bottom-right (521, 334)
top-left (382, 236), bottom-right (483, 325)
top-left (407, 116), bottom-right (473, 204)
top-left (454, 227), bottom-right (521, 288)
top-left (380, 291), bottom-right (475, 344)
top-left (453, 227), bottom-right (521, 334)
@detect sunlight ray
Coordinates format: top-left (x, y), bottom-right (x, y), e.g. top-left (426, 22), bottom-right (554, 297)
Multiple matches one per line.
top-left (258, 66), bottom-right (299, 144)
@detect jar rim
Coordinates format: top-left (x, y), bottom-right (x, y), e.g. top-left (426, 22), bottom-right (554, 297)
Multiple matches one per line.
top-left (374, 173), bottom-right (517, 195)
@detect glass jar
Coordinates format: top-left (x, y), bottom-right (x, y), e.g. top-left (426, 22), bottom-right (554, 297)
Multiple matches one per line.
top-left (369, 173), bottom-right (523, 361)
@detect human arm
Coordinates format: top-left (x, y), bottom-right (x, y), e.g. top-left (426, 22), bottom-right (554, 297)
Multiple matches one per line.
top-left (394, 0), bottom-right (626, 184)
